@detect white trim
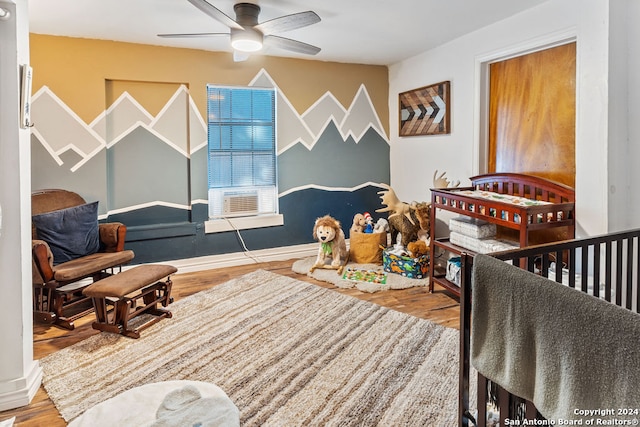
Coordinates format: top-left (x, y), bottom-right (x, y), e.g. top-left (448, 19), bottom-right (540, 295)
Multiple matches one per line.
top-left (204, 214), bottom-right (284, 234)
top-left (106, 200), bottom-right (191, 216)
top-left (96, 90), bottom-right (154, 126)
top-left (150, 241), bottom-right (318, 274)
top-left (106, 121), bottom-right (188, 157)
top-left (0, 361), bottom-right (42, 412)
top-left (278, 181), bottom-right (388, 198)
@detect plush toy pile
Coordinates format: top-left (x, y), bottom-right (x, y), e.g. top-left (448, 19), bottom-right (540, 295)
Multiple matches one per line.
top-left (375, 184), bottom-right (431, 257)
top-left (350, 211), bottom-right (388, 236)
top-left (310, 173), bottom-right (460, 280)
top-left (348, 211), bottom-right (389, 264)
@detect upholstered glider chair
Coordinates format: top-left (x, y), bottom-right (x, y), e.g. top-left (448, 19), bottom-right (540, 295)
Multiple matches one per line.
top-left (31, 189), bottom-right (135, 330)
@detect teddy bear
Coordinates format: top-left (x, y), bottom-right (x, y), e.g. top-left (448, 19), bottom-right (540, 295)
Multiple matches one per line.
top-left (311, 215), bottom-right (348, 273)
top-left (407, 240), bottom-right (429, 259)
top-left (350, 213), bottom-right (366, 234)
top-left (373, 218), bottom-right (389, 234)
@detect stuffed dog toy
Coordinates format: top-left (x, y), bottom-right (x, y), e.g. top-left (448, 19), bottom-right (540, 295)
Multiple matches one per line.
top-left (311, 215), bottom-right (348, 274)
top-left (350, 213), bottom-right (366, 234)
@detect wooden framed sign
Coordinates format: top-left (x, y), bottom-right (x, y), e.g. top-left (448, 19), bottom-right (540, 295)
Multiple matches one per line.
top-left (399, 80), bottom-right (450, 136)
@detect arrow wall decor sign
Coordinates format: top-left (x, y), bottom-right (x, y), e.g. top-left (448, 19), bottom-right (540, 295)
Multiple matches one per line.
top-left (399, 81), bottom-right (450, 136)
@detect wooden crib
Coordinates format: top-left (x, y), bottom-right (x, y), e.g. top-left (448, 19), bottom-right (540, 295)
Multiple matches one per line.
top-left (459, 228), bottom-right (640, 426)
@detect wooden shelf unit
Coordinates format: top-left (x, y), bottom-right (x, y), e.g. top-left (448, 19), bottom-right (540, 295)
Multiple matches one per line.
top-left (428, 173), bottom-right (576, 296)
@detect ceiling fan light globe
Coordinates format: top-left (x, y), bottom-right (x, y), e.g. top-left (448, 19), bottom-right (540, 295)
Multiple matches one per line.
top-left (231, 38), bottom-right (262, 52)
top-left (230, 29), bottom-right (263, 52)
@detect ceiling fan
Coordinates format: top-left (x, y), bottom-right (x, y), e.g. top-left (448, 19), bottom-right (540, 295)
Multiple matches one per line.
top-left (158, 0), bottom-right (321, 61)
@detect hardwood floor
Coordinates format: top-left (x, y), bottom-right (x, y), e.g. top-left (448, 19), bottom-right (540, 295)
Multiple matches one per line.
top-left (0, 259), bottom-right (460, 426)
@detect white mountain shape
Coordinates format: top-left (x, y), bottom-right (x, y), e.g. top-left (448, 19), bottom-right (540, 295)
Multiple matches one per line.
top-left (91, 92), bottom-right (153, 144)
top-left (31, 69), bottom-right (388, 171)
top-left (149, 87), bottom-right (188, 153)
top-left (92, 89), bottom-right (193, 157)
top-left (340, 85), bottom-right (386, 142)
top-left (249, 69), bottom-right (388, 152)
top-left (31, 86), bottom-right (105, 171)
top-left (150, 85), bottom-right (206, 155)
top-left (302, 92), bottom-right (347, 137)
top-left (249, 71), bottom-right (315, 152)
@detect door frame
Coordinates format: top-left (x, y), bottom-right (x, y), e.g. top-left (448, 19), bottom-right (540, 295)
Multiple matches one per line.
top-left (473, 29), bottom-right (577, 176)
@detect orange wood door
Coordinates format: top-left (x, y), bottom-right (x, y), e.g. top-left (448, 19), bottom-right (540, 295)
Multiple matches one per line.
top-left (489, 43), bottom-right (576, 187)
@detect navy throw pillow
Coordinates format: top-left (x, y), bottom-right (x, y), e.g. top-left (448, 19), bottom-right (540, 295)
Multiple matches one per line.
top-left (32, 201), bottom-right (100, 265)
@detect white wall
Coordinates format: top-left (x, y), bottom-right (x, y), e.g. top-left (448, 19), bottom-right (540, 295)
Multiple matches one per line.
top-left (0, 0), bottom-right (42, 411)
top-left (623, 0), bottom-right (640, 231)
top-left (389, 0), bottom-right (616, 237)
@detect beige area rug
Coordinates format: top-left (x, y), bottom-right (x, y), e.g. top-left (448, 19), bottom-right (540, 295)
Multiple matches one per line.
top-left (292, 256), bottom-right (428, 293)
top-left (40, 269), bottom-right (470, 426)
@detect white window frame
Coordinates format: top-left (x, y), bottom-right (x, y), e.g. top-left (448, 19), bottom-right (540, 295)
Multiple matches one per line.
top-left (204, 85), bottom-right (283, 233)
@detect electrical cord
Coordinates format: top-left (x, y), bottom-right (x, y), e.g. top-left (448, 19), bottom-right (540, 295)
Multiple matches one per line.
top-left (222, 216), bottom-right (264, 264)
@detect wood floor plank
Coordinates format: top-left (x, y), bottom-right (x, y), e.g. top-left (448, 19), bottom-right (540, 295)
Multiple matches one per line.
top-left (1, 259), bottom-right (459, 426)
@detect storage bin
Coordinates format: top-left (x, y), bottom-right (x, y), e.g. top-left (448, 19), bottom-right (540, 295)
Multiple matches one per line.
top-left (446, 256), bottom-right (461, 285)
top-left (382, 249), bottom-right (429, 279)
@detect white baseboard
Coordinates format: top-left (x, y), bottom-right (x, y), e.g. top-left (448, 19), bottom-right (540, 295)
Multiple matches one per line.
top-left (152, 242), bottom-right (320, 274)
top-left (0, 361), bottom-right (42, 412)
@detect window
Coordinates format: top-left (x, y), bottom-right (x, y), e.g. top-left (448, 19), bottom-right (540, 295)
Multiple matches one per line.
top-left (206, 85), bottom-right (277, 219)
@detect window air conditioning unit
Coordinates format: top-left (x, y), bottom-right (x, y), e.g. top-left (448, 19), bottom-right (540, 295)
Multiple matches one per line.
top-left (208, 186), bottom-right (277, 218)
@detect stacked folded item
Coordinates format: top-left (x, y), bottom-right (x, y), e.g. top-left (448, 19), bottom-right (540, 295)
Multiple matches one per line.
top-left (449, 216), bottom-right (496, 238)
top-left (449, 216), bottom-right (518, 254)
top-left (449, 231), bottom-right (518, 253)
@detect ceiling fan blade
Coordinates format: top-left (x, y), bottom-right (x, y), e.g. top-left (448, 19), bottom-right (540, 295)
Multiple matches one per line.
top-left (187, 0), bottom-right (243, 30)
top-left (157, 32), bottom-right (229, 38)
top-left (264, 35), bottom-right (321, 55)
top-left (255, 11), bottom-right (320, 35)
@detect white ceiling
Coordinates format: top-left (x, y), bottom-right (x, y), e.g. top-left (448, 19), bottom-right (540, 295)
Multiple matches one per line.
top-left (27, 0), bottom-right (548, 66)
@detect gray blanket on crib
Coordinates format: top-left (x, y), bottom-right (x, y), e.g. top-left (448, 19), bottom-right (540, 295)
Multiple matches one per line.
top-left (471, 254), bottom-right (640, 422)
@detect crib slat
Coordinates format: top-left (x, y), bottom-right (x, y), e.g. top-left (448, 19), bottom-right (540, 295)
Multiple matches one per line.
top-left (527, 256), bottom-right (535, 273)
top-left (568, 247), bottom-right (576, 289)
top-left (541, 253), bottom-right (550, 278)
top-left (593, 243), bottom-right (601, 298)
top-left (605, 241), bottom-right (613, 302)
top-left (636, 237), bottom-right (640, 313)
top-left (617, 239), bottom-right (623, 306)
top-left (626, 238), bottom-right (634, 310)
top-left (581, 245), bottom-right (589, 293)
top-left (554, 250), bottom-right (563, 283)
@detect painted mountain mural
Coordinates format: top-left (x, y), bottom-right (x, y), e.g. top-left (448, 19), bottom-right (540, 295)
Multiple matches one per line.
top-left (30, 69), bottom-right (390, 262)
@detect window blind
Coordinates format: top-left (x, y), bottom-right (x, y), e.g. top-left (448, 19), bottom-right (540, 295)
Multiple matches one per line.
top-left (206, 85), bottom-right (277, 218)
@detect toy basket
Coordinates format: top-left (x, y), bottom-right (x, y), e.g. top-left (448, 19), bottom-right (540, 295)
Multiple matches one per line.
top-left (349, 231), bottom-right (387, 264)
top-left (382, 249), bottom-right (429, 279)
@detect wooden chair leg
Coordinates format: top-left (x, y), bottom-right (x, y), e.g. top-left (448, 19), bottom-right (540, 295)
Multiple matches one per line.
top-left (33, 285), bottom-right (57, 324)
top-left (51, 292), bottom-right (78, 330)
